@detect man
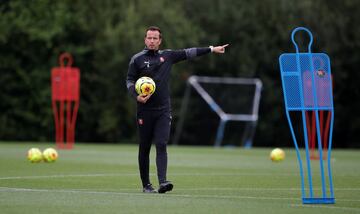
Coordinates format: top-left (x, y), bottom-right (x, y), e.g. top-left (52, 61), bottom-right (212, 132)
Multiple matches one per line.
top-left (126, 26), bottom-right (228, 193)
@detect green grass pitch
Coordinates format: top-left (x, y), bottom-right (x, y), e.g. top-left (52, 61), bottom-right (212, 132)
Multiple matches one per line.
top-left (0, 142), bottom-right (359, 214)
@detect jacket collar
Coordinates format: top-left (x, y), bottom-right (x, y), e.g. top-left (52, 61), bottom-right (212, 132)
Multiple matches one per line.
top-left (144, 47), bottom-right (159, 55)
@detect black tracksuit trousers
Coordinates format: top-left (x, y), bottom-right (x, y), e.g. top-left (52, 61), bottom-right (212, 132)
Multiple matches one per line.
top-left (136, 109), bottom-right (171, 187)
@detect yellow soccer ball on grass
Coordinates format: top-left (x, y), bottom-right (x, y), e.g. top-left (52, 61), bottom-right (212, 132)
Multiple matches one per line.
top-left (270, 148), bottom-right (285, 162)
top-left (27, 148), bottom-right (43, 163)
top-left (135, 76), bottom-right (156, 96)
top-left (43, 148), bottom-right (58, 163)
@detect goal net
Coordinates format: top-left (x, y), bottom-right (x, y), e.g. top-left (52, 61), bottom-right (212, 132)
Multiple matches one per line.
top-left (172, 75), bottom-right (262, 147)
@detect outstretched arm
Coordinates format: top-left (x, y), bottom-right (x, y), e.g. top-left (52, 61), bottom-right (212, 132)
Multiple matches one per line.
top-left (171, 44), bottom-right (229, 63)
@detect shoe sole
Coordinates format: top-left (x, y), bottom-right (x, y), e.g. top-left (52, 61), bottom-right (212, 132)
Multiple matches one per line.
top-left (158, 183), bottom-right (173, 194)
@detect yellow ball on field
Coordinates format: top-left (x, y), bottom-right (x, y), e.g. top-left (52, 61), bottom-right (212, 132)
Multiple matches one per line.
top-left (43, 148), bottom-right (58, 163)
top-left (27, 148), bottom-right (43, 163)
top-left (135, 76), bottom-right (156, 96)
top-left (270, 148), bottom-right (285, 162)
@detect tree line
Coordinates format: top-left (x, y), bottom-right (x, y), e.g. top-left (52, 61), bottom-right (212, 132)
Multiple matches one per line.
top-left (0, 0), bottom-right (359, 147)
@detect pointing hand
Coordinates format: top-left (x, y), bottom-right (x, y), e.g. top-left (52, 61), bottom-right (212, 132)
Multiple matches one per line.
top-left (212, 44), bottom-right (229, 54)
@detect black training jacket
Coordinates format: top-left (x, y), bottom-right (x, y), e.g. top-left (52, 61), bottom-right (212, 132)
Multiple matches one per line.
top-left (126, 47), bottom-right (211, 111)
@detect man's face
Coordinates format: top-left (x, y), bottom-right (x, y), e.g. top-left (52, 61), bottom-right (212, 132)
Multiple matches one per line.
top-left (145, 30), bottom-right (161, 50)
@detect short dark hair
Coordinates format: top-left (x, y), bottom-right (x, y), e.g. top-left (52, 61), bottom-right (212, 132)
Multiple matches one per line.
top-left (145, 26), bottom-right (162, 38)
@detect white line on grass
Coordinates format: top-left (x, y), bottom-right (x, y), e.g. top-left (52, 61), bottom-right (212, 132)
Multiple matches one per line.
top-left (2, 186), bottom-right (357, 192)
top-left (1, 187), bottom-right (360, 203)
top-left (0, 186), bottom-right (300, 202)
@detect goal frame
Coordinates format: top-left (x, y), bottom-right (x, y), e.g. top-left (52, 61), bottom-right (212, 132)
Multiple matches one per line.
top-left (172, 75), bottom-right (262, 147)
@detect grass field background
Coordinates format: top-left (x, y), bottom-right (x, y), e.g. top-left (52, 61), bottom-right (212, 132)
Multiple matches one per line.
top-left (0, 142), bottom-right (359, 214)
